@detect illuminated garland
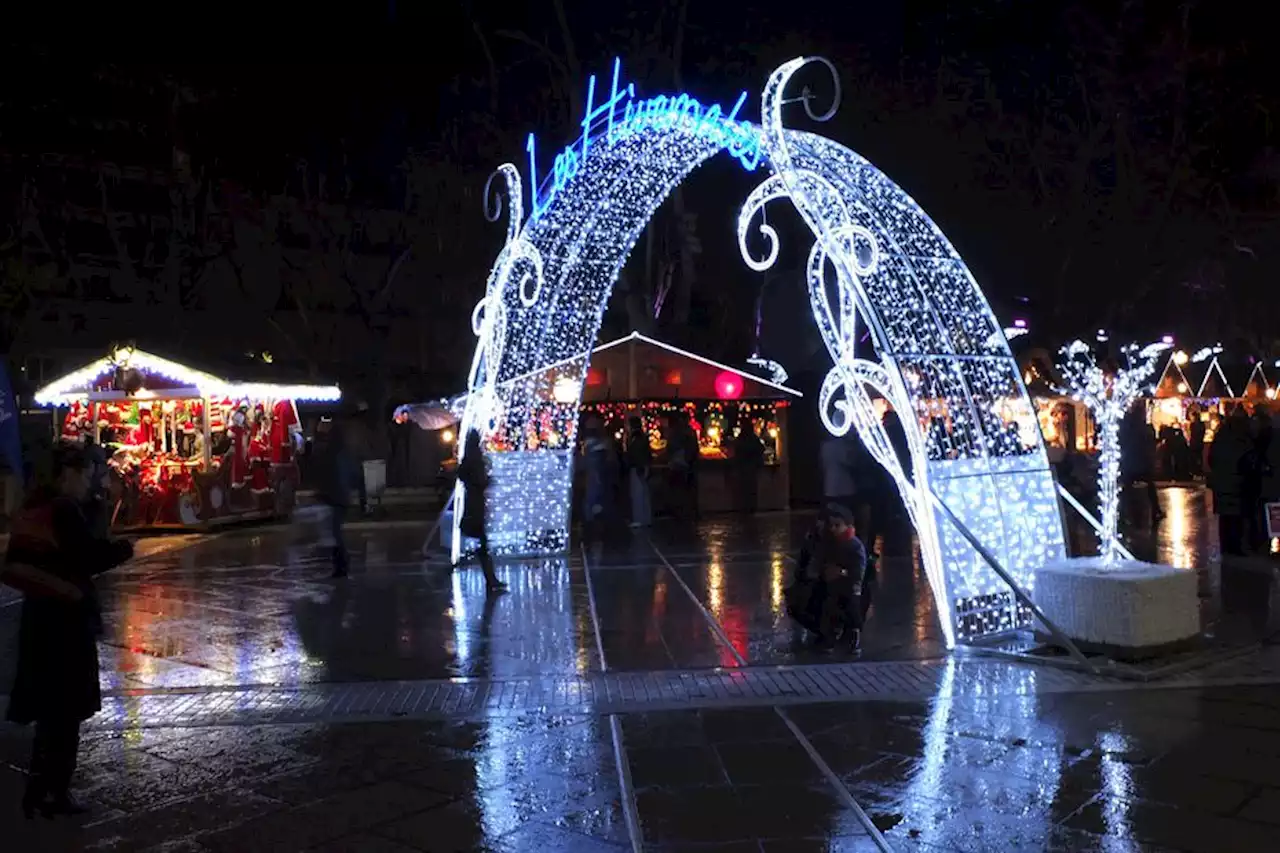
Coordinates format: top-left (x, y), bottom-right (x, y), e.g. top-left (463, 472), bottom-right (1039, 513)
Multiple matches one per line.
top-left (1055, 339), bottom-right (1168, 565)
top-left (739, 57), bottom-right (1067, 645)
top-left (33, 347), bottom-right (341, 406)
top-left (457, 56), bottom-right (1069, 646)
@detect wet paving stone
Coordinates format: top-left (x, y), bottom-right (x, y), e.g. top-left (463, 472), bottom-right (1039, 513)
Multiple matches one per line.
top-left (4, 499), bottom-right (1280, 850)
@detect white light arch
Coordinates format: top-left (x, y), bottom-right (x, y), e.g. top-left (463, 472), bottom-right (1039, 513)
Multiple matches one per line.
top-left (457, 57), bottom-right (1066, 645)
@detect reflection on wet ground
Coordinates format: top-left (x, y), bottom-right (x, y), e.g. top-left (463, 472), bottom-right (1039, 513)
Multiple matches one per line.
top-left (2, 485), bottom-right (1279, 851)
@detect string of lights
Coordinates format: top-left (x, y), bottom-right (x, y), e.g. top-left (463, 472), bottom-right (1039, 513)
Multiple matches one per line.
top-left (740, 56), bottom-right (1067, 644)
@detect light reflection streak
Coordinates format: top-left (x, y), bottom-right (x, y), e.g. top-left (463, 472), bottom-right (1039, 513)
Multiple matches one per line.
top-left (708, 559), bottom-right (724, 620)
top-left (770, 556), bottom-right (785, 613)
top-left (1165, 487), bottom-right (1191, 569)
top-left (904, 663), bottom-right (1062, 847)
top-left (1098, 731), bottom-right (1133, 841)
top-left (448, 559), bottom-right (614, 844)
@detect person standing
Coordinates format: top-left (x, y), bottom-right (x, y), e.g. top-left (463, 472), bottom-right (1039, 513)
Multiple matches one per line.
top-left (820, 433), bottom-right (857, 511)
top-left (1189, 410), bottom-right (1206, 477)
top-left (1243, 409), bottom-right (1275, 552)
top-left (1209, 407), bottom-right (1252, 557)
top-left (663, 415), bottom-right (698, 522)
top-left (458, 429), bottom-right (506, 595)
top-left (81, 436), bottom-right (109, 539)
top-left (315, 418), bottom-right (357, 578)
top-left (626, 417), bottom-right (653, 528)
top-left (2, 443), bottom-right (134, 818)
top-left (731, 417), bottom-right (765, 515)
top-left (580, 419), bottom-right (612, 538)
top-left (1121, 407), bottom-right (1162, 526)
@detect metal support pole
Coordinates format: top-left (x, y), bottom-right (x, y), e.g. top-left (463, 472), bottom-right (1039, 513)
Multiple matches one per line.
top-left (1057, 483), bottom-right (1138, 562)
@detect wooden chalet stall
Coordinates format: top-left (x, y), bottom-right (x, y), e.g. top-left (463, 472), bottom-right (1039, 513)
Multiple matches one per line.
top-left (579, 332), bottom-right (799, 513)
top-left (34, 347), bottom-right (341, 531)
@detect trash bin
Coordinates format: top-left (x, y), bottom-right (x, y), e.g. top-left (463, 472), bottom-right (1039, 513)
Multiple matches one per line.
top-left (362, 459), bottom-right (387, 508)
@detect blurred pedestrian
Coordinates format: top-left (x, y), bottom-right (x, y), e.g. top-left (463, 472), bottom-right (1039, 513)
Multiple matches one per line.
top-left (820, 433), bottom-right (857, 511)
top-left (1, 443), bottom-right (134, 819)
top-left (81, 436), bottom-right (109, 539)
top-left (1121, 407), bottom-right (1162, 526)
top-left (626, 417), bottom-right (652, 528)
top-left (457, 429), bottom-right (506, 595)
top-left (664, 414), bottom-right (699, 522)
top-left (1189, 410), bottom-right (1206, 477)
top-left (1244, 408), bottom-right (1275, 552)
top-left (581, 418), bottom-right (614, 539)
top-left (315, 418), bottom-right (357, 578)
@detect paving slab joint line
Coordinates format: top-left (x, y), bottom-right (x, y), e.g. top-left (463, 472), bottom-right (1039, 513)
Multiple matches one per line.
top-left (650, 540), bottom-right (894, 853)
top-left (582, 541), bottom-right (646, 853)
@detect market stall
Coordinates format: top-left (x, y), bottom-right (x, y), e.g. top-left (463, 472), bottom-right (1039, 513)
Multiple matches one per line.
top-left (406, 332), bottom-right (800, 513)
top-left (34, 347), bottom-right (341, 531)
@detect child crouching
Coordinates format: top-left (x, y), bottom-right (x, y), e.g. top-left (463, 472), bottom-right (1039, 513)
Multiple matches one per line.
top-left (785, 504), bottom-right (866, 652)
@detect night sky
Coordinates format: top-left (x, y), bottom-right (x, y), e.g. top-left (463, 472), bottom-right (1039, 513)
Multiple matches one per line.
top-left (4, 0), bottom-right (1279, 399)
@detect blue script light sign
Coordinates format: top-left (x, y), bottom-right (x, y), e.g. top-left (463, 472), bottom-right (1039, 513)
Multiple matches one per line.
top-left (525, 57), bottom-right (763, 219)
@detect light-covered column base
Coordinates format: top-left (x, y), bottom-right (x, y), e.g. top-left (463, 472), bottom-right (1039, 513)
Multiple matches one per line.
top-left (1035, 558), bottom-right (1200, 655)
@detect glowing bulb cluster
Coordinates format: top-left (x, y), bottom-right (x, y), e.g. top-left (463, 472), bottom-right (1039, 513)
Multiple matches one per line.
top-left (1054, 339), bottom-right (1168, 565)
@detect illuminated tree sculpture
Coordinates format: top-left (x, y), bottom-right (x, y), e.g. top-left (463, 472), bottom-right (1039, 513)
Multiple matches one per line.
top-left (1055, 339), bottom-right (1169, 565)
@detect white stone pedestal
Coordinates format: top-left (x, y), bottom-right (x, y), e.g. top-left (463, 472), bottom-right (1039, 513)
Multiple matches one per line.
top-left (1035, 558), bottom-right (1200, 652)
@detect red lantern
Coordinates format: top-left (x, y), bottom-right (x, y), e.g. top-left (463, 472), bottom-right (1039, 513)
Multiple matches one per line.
top-left (715, 371), bottom-right (743, 400)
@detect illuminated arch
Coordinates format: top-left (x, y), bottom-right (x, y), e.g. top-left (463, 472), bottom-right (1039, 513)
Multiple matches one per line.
top-left (457, 57), bottom-right (1067, 646)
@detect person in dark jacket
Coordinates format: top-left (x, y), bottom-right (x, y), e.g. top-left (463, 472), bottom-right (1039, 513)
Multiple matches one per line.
top-left (1210, 408), bottom-right (1253, 557)
top-left (1121, 407), bottom-right (1163, 526)
top-left (625, 417), bottom-right (653, 528)
top-left (730, 417), bottom-right (765, 514)
top-left (315, 420), bottom-right (357, 578)
top-left (785, 504), bottom-right (866, 652)
top-left (3, 443), bottom-right (134, 818)
top-left (458, 429), bottom-right (506, 595)
top-left (81, 437), bottom-right (110, 539)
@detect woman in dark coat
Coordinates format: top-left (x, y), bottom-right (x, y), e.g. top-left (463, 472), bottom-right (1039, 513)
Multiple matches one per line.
top-left (3, 443), bottom-right (133, 818)
top-left (457, 430), bottom-right (506, 596)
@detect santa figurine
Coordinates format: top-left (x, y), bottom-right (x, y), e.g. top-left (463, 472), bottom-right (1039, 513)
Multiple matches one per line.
top-left (228, 406), bottom-right (251, 489)
top-left (130, 408), bottom-right (156, 449)
top-left (270, 399), bottom-right (300, 463)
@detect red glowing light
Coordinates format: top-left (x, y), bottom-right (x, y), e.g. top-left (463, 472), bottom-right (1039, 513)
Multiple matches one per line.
top-left (714, 371), bottom-right (743, 400)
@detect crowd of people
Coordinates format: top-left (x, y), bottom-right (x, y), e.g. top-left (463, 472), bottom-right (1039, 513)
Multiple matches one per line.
top-left (1207, 405), bottom-right (1279, 557)
top-left (575, 412), bottom-right (766, 536)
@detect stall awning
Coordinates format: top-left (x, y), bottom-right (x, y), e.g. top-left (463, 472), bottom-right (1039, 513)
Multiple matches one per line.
top-left (33, 347), bottom-right (342, 406)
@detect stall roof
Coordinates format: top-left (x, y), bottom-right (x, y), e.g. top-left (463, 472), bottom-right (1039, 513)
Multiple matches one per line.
top-left (1243, 362), bottom-right (1275, 399)
top-left (592, 332), bottom-right (802, 398)
top-left (399, 332), bottom-right (801, 424)
top-left (1152, 352), bottom-right (1193, 398)
top-left (1194, 354), bottom-right (1235, 399)
top-left (33, 347), bottom-right (342, 406)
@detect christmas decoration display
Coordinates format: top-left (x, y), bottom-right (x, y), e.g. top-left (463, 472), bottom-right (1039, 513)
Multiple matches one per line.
top-left (457, 56), bottom-right (1067, 645)
top-left (35, 347), bottom-right (333, 530)
top-left (1054, 339), bottom-right (1168, 565)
